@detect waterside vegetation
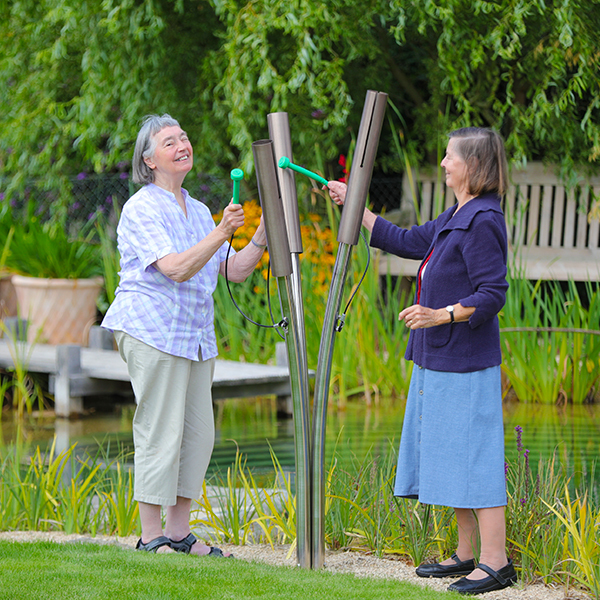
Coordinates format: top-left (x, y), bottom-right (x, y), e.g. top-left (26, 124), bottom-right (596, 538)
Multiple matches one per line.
top-left (0, 428), bottom-right (597, 598)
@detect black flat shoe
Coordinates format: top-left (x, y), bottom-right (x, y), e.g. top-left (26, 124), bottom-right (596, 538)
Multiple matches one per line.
top-left (415, 553), bottom-right (476, 578)
top-left (448, 559), bottom-right (518, 595)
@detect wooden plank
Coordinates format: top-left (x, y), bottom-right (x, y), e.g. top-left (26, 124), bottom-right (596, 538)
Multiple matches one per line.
top-left (589, 185), bottom-right (600, 250)
top-left (514, 184), bottom-right (530, 247)
top-left (538, 185), bottom-right (553, 247)
top-left (526, 185), bottom-right (541, 246)
top-left (576, 186), bottom-right (589, 249)
top-left (551, 185), bottom-right (565, 247)
top-left (420, 181), bottom-right (433, 223)
top-left (504, 184), bottom-right (517, 244)
top-left (444, 184), bottom-right (455, 211)
top-left (563, 187), bottom-right (577, 249)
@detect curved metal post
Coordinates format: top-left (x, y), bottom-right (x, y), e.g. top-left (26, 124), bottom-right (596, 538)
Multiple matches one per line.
top-left (310, 90), bottom-right (388, 569)
top-left (310, 244), bottom-right (352, 568)
top-left (252, 139), bottom-right (312, 569)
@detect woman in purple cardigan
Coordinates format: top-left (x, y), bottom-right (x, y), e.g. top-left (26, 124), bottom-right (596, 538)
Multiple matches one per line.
top-left (328, 127), bottom-right (516, 595)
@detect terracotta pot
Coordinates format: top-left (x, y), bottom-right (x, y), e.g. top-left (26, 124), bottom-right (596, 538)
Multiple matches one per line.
top-left (12, 275), bottom-right (104, 346)
top-left (0, 274), bottom-right (18, 320)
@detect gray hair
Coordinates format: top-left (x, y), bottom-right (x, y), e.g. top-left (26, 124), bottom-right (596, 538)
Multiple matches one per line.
top-left (132, 114), bottom-right (181, 185)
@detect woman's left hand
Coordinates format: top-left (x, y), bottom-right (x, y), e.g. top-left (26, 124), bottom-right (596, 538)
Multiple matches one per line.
top-left (399, 304), bottom-right (443, 329)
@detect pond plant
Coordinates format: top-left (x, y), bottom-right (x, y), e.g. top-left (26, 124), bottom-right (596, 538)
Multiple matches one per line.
top-left (0, 427), bottom-right (597, 597)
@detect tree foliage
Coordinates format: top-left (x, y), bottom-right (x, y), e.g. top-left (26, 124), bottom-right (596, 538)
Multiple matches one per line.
top-left (1, 0), bottom-right (599, 201)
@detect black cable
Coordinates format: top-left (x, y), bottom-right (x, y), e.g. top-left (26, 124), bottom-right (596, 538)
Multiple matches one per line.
top-left (224, 235), bottom-right (285, 339)
top-left (335, 230), bottom-right (371, 332)
top-left (343, 230), bottom-right (371, 314)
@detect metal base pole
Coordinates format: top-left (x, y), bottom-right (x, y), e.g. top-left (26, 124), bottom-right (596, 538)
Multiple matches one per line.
top-left (310, 244), bottom-right (353, 569)
top-left (277, 275), bottom-right (312, 569)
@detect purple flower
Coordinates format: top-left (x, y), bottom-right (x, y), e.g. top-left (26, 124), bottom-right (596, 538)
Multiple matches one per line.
top-left (0, 192), bottom-right (4, 201)
top-left (504, 462), bottom-right (509, 478)
top-left (77, 172), bottom-right (87, 180)
top-left (71, 201), bottom-right (81, 210)
top-left (105, 196), bottom-right (113, 205)
top-left (311, 109), bottom-right (326, 120)
top-left (515, 425), bottom-right (523, 453)
top-left (200, 184), bottom-right (210, 192)
top-left (117, 161), bottom-right (129, 170)
top-left (119, 172), bottom-right (129, 179)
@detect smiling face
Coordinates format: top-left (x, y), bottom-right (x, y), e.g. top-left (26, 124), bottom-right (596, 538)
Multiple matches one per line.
top-left (440, 138), bottom-right (470, 196)
top-left (144, 125), bottom-right (193, 185)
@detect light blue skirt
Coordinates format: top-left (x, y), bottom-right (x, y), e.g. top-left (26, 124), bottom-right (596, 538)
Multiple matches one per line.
top-left (394, 365), bottom-right (507, 509)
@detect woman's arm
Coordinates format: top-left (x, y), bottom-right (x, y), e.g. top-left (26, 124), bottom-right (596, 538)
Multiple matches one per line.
top-left (154, 202), bottom-right (245, 282)
top-left (218, 217), bottom-right (267, 282)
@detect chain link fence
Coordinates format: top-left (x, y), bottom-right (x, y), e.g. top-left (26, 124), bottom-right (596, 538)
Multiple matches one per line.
top-left (1, 172), bottom-right (405, 229)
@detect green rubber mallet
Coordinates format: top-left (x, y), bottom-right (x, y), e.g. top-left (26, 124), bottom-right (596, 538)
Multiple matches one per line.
top-left (278, 156), bottom-right (328, 187)
top-left (230, 168), bottom-right (244, 204)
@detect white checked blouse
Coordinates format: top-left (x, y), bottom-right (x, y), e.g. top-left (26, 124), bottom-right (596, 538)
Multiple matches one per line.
top-left (102, 183), bottom-right (232, 361)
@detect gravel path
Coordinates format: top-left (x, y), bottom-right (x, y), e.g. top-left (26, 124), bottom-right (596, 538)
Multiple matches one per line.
top-left (0, 531), bottom-right (591, 599)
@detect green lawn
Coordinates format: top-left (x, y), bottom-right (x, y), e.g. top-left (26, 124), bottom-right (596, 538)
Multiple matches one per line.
top-left (0, 541), bottom-right (460, 600)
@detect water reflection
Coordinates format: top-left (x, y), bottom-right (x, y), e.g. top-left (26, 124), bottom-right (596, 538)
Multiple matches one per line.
top-left (2, 398), bottom-right (599, 491)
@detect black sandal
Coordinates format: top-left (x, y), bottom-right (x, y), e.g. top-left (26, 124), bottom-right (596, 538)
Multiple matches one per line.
top-left (169, 533), bottom-right (233, 558)
top-left (135, 536), bottom-right (172, 553)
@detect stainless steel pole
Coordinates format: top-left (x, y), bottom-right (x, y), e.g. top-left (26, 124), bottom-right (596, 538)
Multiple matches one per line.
top-left (252, 139), bottom-right (312, 569)
top-left (309, 243), bottom-right (352, 569)
top-left (311, 91), bottom-right (388, 568)
top-left (267, 115), bottom-right (312, 559)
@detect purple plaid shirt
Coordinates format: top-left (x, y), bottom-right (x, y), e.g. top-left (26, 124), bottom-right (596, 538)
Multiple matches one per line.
top-left (102, 183), bottom-right (232, 361)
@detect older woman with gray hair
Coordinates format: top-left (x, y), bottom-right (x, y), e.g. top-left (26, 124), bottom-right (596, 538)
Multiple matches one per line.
top-left (102, 114), bottom-right (267, 556)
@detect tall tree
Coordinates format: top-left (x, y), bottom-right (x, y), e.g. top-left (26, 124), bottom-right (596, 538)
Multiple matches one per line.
top-left (1, 0), bottom-right (599, 203)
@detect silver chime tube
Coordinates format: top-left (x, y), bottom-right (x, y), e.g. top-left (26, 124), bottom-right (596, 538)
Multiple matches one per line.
top-left (252, 139), bottom-right (312, 569)
top-left (267, 112), bottom-right (303, 253)
top-left (337, 91), bottom-right (389, 245)
top-left (267, 114), bottom-right (312, 557)
top-left (311, 90), bottom-right (388, 569)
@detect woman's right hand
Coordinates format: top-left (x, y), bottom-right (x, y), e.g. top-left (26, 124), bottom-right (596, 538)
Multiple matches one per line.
top-left (327, 181), bottom-right (347, 206)
top-left (327, 180), bottom-right (378, 232)
top-left (219, 201), bottom-right (245, 236)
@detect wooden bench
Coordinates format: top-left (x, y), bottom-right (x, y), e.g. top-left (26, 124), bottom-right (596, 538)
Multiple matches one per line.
top-left (378, 162), bottom-right (600, 281)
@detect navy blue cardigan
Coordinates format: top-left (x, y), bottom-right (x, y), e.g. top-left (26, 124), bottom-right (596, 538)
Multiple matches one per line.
top-left (370, 193), bottom-right (508, 373)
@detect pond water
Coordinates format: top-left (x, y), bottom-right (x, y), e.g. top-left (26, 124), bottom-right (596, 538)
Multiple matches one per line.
top-left (2, 397), bottom-right (599, 493)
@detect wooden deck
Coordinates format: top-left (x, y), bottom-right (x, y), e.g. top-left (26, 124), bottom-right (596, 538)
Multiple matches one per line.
top-left (0, 339), bottom-right (294, 418)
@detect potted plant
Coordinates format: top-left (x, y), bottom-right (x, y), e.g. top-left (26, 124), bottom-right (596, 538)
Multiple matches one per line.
top-left (5, 217), bottom-right (103, 346)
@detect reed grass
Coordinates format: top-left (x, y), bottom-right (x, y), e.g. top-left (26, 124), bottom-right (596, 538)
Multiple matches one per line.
top-left (0, 429), bottom-right (597, 596)
top-left (501, 276), bottom-right (600, 404)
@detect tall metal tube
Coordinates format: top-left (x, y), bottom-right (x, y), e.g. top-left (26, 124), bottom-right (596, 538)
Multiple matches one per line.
top-left (252, 140), bottom-right (293, 277)
top-left (337, 91), bottom-right (388, 245)
top-left (267, 116), bottom-right (312, 553)
top-left (311, 90), bottom-right (388, 569)
top-left (267, 112), bottom-right (303, 253)
top-left (252, 139), bottom-right (312, 569)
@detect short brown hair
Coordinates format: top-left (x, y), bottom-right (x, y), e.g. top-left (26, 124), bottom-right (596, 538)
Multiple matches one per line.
top-left (448, 128), bottom-right (508, 196)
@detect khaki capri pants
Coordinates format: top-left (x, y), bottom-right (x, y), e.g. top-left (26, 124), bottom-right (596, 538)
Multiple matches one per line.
top-left (114, 331), bottom-right (215, 506)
